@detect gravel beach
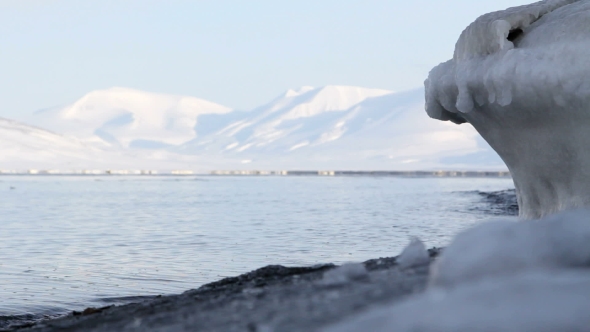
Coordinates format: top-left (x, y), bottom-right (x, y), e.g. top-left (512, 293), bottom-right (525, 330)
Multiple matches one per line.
top-left (6, 251), bottom-right (440, 332)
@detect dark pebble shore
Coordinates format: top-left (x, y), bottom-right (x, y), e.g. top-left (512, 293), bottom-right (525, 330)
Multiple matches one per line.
top-left (2, 190), bottom-right (516, 332)
top-left (5, 250), bottom-right (439, 332)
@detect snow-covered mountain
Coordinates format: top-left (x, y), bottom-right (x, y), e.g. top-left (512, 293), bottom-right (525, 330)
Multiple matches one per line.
top-left (182, 85), bottom-right (393, 152)
top-left (26, 87), bottom-right (232, 148)
top-left (0, 117), bottom-right (221, 171)
top-left (179, 86), bottom-right (503, 170)
top-left (13, 85), bottom-right (505, 170)
top-left (0, 117), bottom-right (108, 169)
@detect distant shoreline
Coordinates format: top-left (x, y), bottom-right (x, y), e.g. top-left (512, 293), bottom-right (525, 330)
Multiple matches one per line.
top-left (0, 170), bottom-right (511, 177)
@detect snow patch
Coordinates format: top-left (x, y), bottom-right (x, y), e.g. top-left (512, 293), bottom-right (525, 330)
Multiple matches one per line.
top-left (282, 86), bottom-right (392, 120)
top-left (289, 141), bottom-right (309, 151)
top-left (225, 142), bottom-right (239, 150)
top-left (236, 143), bottom-right (253, 152)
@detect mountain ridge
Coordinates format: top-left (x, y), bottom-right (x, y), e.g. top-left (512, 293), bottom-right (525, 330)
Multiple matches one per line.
top-left (3, 85), bottom-right (506, 170)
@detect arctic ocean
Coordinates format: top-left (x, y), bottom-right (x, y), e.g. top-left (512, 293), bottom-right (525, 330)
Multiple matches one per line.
top-left (0, 176), bottom-right (513, 318)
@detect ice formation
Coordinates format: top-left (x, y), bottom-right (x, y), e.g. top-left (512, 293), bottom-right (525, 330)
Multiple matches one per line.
top-left (396, 238), bottom-right (430, 270)
top-left (425, 0), bottom-right (590, 219)
top-left (323, 209), bottom-right (590, 332)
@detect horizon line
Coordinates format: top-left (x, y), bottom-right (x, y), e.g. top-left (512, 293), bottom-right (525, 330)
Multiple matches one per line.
top-left (0, 169), bottom-right (511, 177)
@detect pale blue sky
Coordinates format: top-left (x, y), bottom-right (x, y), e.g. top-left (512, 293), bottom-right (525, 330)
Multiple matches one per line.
top-left (1, 0), bottom-right (532, 117)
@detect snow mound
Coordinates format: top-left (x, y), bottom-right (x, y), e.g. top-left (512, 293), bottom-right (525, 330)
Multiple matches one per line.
top-left (322, 208), bottom-right (590, 332)
top-left (323, 270), bottom-right (590, 332)
top-left (430, 209), bottom-right (590, 288)
top-left (425, 0), bottom-right (590, 218)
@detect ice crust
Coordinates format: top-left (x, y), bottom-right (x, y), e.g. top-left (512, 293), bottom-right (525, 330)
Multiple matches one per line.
top-left (322, 209), bottom-right (590, 332)
top-left (425, 0), bottom-right (590, 219)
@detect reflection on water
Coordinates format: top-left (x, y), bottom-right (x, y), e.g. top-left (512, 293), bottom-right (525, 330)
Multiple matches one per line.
top-left (0, 176), bottom-right (513, 316)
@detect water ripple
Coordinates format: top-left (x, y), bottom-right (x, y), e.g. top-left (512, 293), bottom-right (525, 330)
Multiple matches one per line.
top-left (0, 176), bottom-right (513, 317)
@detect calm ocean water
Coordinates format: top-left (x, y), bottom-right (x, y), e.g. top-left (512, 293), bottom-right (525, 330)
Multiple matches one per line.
top-left (0, 176), bottom-right (513, 318)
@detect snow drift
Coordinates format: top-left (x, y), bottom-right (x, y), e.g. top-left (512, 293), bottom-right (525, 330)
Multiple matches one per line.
top-left (425, 0), bottom-right (590, 218)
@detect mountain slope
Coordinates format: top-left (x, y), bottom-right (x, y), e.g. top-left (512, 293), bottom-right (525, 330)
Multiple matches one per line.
top-left (26, 87), bottom-right (232, 148)
top-left (180, 87), bottom-right (504, 170)
top-left (183, 85), bottom-right (394, 153)
top-left (0, 117), bottom-right (219, 171)
top-left (0, 117), bottom-right (107, 169)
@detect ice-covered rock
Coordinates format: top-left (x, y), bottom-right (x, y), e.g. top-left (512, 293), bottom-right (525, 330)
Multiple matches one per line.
top-left (425, 0), bottom-right (590, 219)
